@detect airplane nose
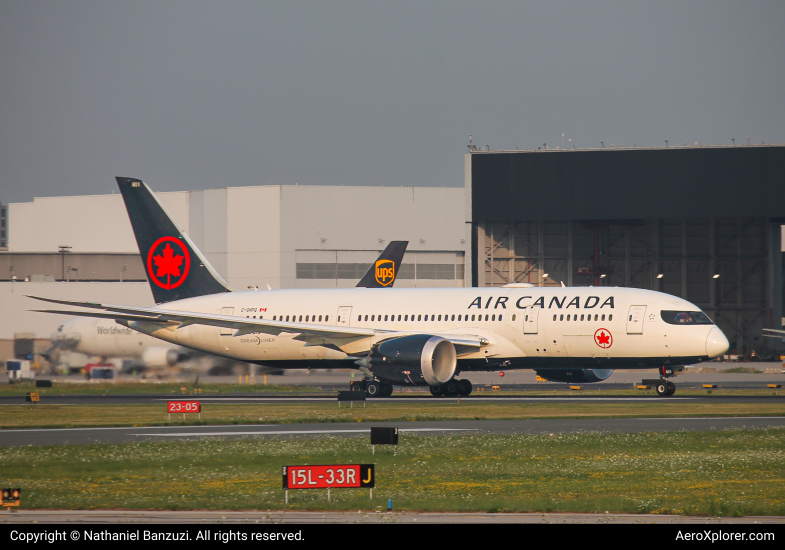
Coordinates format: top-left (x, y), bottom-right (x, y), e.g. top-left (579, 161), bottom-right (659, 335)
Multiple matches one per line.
top-left (706, 326), bottom-right (729, 358)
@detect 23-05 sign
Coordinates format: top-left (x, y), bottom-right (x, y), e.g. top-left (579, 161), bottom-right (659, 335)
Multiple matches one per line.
top-left (283, 464), bottom-right (374, 489)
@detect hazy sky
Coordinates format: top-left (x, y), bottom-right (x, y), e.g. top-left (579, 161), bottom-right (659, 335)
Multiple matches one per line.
top-left (1, 1), bottom-right (784, 203)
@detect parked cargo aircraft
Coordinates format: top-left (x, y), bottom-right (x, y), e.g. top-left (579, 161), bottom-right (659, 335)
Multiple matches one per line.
top-left (31, 178), bottom-right (729, 397)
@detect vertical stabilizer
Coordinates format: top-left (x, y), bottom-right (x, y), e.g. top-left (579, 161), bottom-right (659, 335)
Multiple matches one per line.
top-left (116, 177), bottom-right (234, 304)
top-left (356, 241), bottom-right (408, 288)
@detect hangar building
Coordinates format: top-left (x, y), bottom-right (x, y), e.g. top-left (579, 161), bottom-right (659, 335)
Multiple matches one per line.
top-left (464, 144), bottom-right (785, 356)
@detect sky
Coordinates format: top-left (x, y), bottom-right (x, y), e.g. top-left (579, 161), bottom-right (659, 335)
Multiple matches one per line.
top-left (1, 1), bottom-right (784, 203)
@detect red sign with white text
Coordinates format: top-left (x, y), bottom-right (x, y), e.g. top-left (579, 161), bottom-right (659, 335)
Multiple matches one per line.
top-left (167, 401), bottom-right (201, 413)
top-left (282, 464), bottom-right (375, 489)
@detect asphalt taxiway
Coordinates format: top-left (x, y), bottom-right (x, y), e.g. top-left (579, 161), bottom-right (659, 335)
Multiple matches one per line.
top-left (2, 416), bottom-right (784, 448)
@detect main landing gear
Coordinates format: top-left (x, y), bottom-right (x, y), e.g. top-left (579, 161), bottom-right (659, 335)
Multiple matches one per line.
top-left (350, 379), bottom-right (393, 398)
top-left (429, 379), bottom-right (472, 397)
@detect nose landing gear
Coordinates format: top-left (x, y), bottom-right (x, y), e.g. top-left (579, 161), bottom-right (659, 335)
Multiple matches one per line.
top-left (644, 366), bottom-right (678, 397)
top-left (655, 380), bottom-right (676, 397)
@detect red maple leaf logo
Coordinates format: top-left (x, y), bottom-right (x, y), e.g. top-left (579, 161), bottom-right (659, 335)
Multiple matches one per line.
top-left (153, 243), bottom-right (184, 289)
top-left (594, 328), bottom-right (613, 348)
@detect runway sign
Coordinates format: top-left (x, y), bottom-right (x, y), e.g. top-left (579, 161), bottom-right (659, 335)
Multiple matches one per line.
top-left (167, 401), bottom-right (201, 413)
top-left (282, 464), bottom-right (375, 489)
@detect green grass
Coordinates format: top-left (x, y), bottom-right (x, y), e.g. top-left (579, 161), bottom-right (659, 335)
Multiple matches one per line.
top-left (2, 429), bottom-right (783, 515)
top-left (1, 399), bottom-right (783, 430)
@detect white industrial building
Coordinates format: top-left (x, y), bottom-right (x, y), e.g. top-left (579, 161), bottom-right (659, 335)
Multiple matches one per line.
top-left (1, 184), bottom-right (466, 342)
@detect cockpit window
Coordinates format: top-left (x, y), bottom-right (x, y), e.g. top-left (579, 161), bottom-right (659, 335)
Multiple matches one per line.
top-left (661, 310), bottom-right (713, 325)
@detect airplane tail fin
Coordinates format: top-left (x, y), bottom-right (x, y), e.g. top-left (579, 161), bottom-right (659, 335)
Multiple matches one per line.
top-left (116, 177), bottom-right (234, 304)
top-left (356, 241), bottom-right (408, 288)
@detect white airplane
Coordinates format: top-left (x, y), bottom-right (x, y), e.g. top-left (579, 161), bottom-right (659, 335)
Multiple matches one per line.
top-left (45, 240), bottom-right (409, 376)
top-left (31, 177), bottom-right (729, 397)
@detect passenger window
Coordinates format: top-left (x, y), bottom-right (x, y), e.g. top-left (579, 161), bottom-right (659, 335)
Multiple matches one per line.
top-left (484, 314), bottom-right (489, 321)
top-left (451, 315), bottom-right (455, 321)
top-left (458, 315), bottom-right (462, 321)
top-left (491, 314), bottom-right (495, 321)
top-left (286, 316), bottom-right (289, 322)
top-left (305, 315), bottom-right (309, 322)
top-left (608, 314), bottom-right (611, 321)
top-left (357, 315), bottom-right (361, 322)
top-left (567, 314), bottom-right (570, 321)
top-left (471, 315), bottom-right (475, 321)
top-left (601, 314), bottom-right (604, 321)
top-left (398, 315), bottom-right (401, 321)
top-left (418, 315), bottom-right (421, 321)
top-left (384, 315), bottom-right (388, 321)
top-left (560, 314), bottom-right (564, 321)
top-left (553, 315), bottom-right (557, 321)
top-left (405, 315), bottom-right (408, 321)
top-left (372, 315), bottom-right (375, 321)
top-left (512, 314), bottom-right (516, 321)
top-left (595, 314), bottom-right (598, 321)
top-left (580, 314), bottom-right (584, 321)
top-left (319, 315), bottom-right (322, 322)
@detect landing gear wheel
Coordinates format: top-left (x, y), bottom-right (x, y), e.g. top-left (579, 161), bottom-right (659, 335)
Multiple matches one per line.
top-left (666, 381), bottom-right (676, 396)
top-left (655, 381), bottom-right (669, 397)
top-left (429, 385), bottom-right (444, 397)
top-left (350, 381), bottom-right (366, 392)
top-left (458, 379), bottom-right (473, 396)
top-left (366, 381), bottom-right (381, 397)
top-left (444, 380), bottom-right (460, 397)
top-left (378, 382), bottom-right (393, 397)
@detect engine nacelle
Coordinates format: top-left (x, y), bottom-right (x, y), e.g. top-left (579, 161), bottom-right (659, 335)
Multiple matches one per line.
top-left (368, 334), bottom-right (457, 386)
top-left (141, 346), bottom-right (180, 368)
top-left (535, 368), bottom-right (613, 383)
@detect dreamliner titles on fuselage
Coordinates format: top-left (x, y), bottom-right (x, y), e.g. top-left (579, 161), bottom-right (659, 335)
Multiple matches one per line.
top-left (467, 295), bottom-right (615, 309)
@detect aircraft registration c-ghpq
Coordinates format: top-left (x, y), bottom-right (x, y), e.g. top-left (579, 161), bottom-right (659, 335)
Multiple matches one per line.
top-left (31, 178), bottom-right (729, 398)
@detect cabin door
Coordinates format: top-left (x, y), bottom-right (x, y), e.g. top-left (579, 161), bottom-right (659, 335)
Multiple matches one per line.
top-left (523, 306), bottom-right (539, 334)
top-left (220, 307), bottom-right (234, 335)
top-left (627, 305), bottom-right (646, 334)
top-left (336, 306), bottom-right (353, 327)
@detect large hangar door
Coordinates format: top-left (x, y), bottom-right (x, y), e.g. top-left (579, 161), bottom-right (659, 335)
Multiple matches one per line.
top-left (524, 306), bottom-right (539, 334)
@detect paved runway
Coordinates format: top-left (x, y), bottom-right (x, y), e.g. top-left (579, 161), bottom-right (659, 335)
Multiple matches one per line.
top-left (1, 392), bottom-right (782, 405)
top-left (2, 510), bottom-right (784, 524)
top-left (2, 416), bottom-right (784, 448)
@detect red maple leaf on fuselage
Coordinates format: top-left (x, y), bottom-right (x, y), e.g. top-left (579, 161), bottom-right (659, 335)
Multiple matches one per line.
top-left (153, 243), bottom-right (184, 288)
top-left (597, 331), bottom-right (610, 345)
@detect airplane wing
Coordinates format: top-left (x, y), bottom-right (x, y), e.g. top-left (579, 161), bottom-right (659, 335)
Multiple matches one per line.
top-left (28, 296), bottom-right (485, 354)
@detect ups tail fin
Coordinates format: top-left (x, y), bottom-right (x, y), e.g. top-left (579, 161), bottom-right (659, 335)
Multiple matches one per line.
top-left (356, 241), bottom-right (408, 288)
top-left (116, 177), bottom-right (234, 304)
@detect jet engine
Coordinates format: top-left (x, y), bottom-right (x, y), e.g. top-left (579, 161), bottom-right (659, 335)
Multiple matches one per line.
top-left (534, 368), bottom-right (613, 383)
top-left (367, 334), bottom-right (457, 386)
top-left (140, 347), bottom-right (181, 369)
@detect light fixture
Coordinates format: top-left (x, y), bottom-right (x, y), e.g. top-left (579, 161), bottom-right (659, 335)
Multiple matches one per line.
top-left (713, 274), bottom-right (720, 279)
top-left (657, 273), bottom-right (664, 279)
top-left (599, 274), bottom-right (607, 279)
top-left (542, 273), bottom-right (549, 278)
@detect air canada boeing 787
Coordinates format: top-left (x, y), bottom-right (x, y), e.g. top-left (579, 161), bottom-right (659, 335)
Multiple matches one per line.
top-left (31, 177), bottom-right (729, 398)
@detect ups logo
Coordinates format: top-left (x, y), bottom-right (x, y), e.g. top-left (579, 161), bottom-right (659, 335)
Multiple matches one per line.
top-left (375, 259), bottom-right (395, 286)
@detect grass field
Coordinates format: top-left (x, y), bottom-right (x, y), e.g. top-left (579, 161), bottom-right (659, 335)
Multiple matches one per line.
top-left (1, 399), bottom-right (784, 430)
top-left (1, 429), bottom-right (783, 515)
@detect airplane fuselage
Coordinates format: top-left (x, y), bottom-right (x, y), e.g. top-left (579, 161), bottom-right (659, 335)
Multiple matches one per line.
top-left (126, 286), bottom-right (728, 373)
